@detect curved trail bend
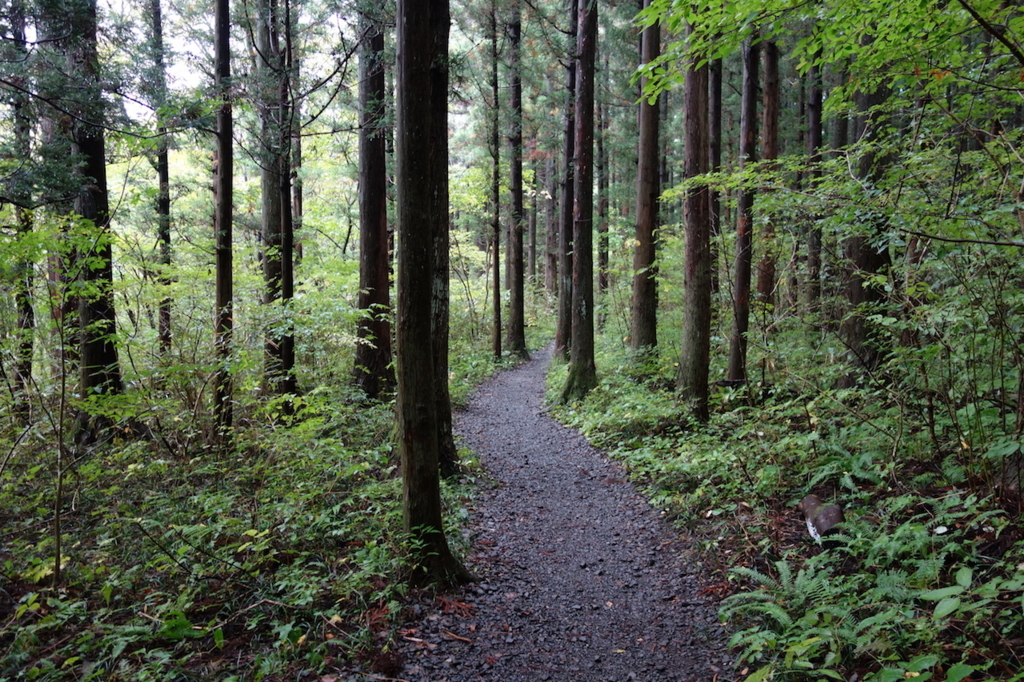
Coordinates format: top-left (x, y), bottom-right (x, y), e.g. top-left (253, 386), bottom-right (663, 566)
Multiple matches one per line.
top-left (391, 344), bottom-right (732, 681)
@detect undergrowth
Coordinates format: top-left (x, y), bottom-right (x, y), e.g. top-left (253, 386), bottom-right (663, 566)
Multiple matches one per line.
top-left (548, 330), bottom-right (1024, 682)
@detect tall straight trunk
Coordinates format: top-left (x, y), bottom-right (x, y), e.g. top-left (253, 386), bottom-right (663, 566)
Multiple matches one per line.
top-left (529, 161), bottom-right (538, 284)
top-left (630, 0), bottom-right (660, 352)
top-left (727, 37), bottom-right (759, 383)
top-left (74, 0), bottom-right (123, 420)
top-left (11, 0), bottom-right (33, 420)
top-left (596, 80), bottom-right (609, 329)
top-left (149, 0), bottom-right (172, 356)
top-left (555, 0), bottom-right (578, 360)
top-left (488, 3), bottom-right (501, 360)
top-left (394, 0), bottom-right (471, 586)
top-left (805, 61), bottom-right (824, 307)
top-left (214, 0), bottom-right (234, 434)
top-left (505, 0), bottom-right (528, 358)
top-left (756, 41), bottom-right (779, 309)
top-left (676, 31), bottom-right (711, 421)
top-left (256, 0), bottom-right (296, 397)
top-left (709, 57), bottom-right (722, 294)
top-left (353, 11), bottom-right (394, 399)
top-left (431, 0), bottom-right (459, 477)
top-left (560, 0), bottom-right (597, 403)
top-left (545, 151), bottom-right (558, 292)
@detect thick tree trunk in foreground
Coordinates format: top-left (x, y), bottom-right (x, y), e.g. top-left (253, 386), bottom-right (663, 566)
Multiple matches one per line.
top-left (395, 0), bottom-right (472, 586)
top-left (561, 0), bottom-right (597, 403)
top-left (631, 1), bottom-right (660, 353)
top-left (430, 0), bottom-right (460, 478)
top-left (353, 13), bottom-right (394, 400)
top-left (11, 0), bottom-right (33, 421)
top-left (676, 36), bottom-right (712, 421)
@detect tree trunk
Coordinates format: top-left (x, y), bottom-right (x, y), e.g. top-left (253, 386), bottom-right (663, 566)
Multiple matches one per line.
top-left (756, 41), bottom-right (779, 309)
top-left (709, 57), bottom-right (722, 294)
top-left (353, 10), bottom-right (394, 400)
top-left (561, 0), bottom-right (597, 403)
top-left (73, 0), bottom-right (123, 432)
top-left (555, 0), bottom-right (578, 361)
top-left (631, 1), bottom-right (660, 352)
top-left (430, 0), bottom-right (459, 478)
top-left (11, 0), bottom-right (33, 421)
top-left (545, 148), bottom-right (558, 293)
top-left (727, 37), bottom-right (759, 383)
top-left (596, 71), bottom-right (609, 330)
top-left (805, 60), bottom-right (823, 308)
top-left (395, 0), bottom-right (472, 586)
top-left (148, 0), bottom-right (172, 357)
top-left (676, 31), bottom-right (712, 421)
top-left (505, 0), bottom-right (528, 359)
top-left (214, 0), bottom-right (234, 435)
top-left (488, 2), bottom-right (502, 360)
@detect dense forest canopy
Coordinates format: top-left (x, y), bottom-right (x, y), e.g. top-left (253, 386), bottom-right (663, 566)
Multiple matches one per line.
top-left (1, 0), bottom-right (1024, 679)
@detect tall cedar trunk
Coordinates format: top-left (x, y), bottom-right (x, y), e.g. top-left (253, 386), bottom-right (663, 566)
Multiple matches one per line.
top-left (560, 0), bottom-right (597, 403)
top-left (555, 0), bottom-right (578, 360)
top-left (11, 0), bottom-right (33, 420)
top-left (676, 34), bottom-right (712, 421)
top-left (727, 37), bottom-right (759, 383)
top-left (505, 1), bottom-right (528, 358)
top-left (529, 161), bottom-right (538, 283)
top-left (545, 150), bottom-right (558, 292)
top-left (840, 86), bottom-right (892, 385)
top-left (292, 67), bottom-right (303, 265)
top-left (805, 61), bottom-right (824, 307)
top-left (631, 1), bottom-right (660, 352)
top-left (709, 57), bottom-right (722, 294)
top-left (394, 0), bottom-right (471, 586)
top-left (149, 0), bottom-right (172, 356)
top-left (596, 73), bottom-right (609, 330)
top-left (74, 0), bottom-right (123, 431)
top-left (756, 41), bottom-right (779, 308)
top-left (431, 0), bottom-right (460, 478)
top-left (488, 3), bottom-right (501, 360)
top-left (257, 0), bottom-right (296, 397)
top-left (353, 12), bottom-right (394, 399)
top-left (214, 0), bottom-right (234, 434)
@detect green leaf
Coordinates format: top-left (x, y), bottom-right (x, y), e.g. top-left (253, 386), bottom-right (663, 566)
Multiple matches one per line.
top-left (944, 663), bottom-right (975, 682)
top-left (919, 585), bottom-right (964, 600)
top-left (955, 566), bottom-right (973, 588)
top-left (933, 597), bottom-right (961, 619)
top-left (744, 665), bottom-right (775, 682)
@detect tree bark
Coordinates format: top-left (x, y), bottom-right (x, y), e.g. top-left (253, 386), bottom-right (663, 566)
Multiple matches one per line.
top-left (676, 31), bottom-right (712, 421)
top-left (395, 0), bottom-right (472, 586)
top-left (214, 0), bottom-right (234, 435)
top-left (11, 0), bottom-right (33, 421)
top-left (805, 60), bottom-right (823, 308)
top-left (756, 41), bottom-right (779, 309)
top-left (561, 0), bottom-right (597, 403)
top-left (488, 2), bottom-right (502, 360)
top-left (73, 0), bottom-right (123, 432)
top-left (430, 0), bottom-right (460, 478)
top-left (555, 0), bottom-right (578, 361)
top-left (631, 1), bottom-right (660, 352)
top-left (727, 37), bottom-right (759, 383)
top-left (596, 68), bottom-right (609, 330)
top-left (353, 11), bottom-right (394, 400)
top-left (545, 143), bottom-right (558, 293)
top-left (148, 0), bottom-right (172, 357)
top-left (505, 0), bottom-right (529, 359)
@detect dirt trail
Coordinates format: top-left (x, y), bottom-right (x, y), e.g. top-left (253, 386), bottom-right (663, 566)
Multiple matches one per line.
top-left (385, 344), bottom-right (733, 681)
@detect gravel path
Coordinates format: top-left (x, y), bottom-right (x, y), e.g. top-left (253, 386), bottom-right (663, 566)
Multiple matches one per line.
top-left (388, 344), bottom-right (733, 682)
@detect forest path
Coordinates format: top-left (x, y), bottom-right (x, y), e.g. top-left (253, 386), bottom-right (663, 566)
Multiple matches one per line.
top-left (384, 343), bottom-right (732, 681)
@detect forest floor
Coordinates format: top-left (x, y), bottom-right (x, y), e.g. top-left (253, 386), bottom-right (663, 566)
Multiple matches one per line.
top-left (350, 344), bottom-right (734, 682)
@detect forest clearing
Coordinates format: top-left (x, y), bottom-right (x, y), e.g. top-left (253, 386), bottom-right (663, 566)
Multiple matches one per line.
top-left (1, 0), bottom-right (1024, 680)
